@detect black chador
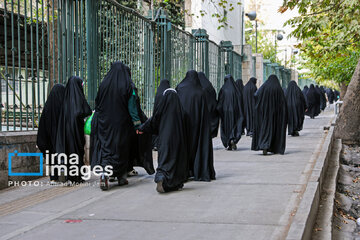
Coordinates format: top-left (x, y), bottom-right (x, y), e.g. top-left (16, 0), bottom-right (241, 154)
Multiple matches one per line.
top-left (236, 79), bottom-right (246, 134)
top-left (243, 77), bottom-right (258, 136)
top-left (127, 67), bottom-right (155, 177)
top-left (56, 77), bottom-right (92, 182)
top-left (251, 75), bottom-right (288, 155)
top-left (305, 84), bottom-right (321, 119)
top-left (217, 75), bottom-right (245, 150)
top-left (302, 85), bottom-right (309, 106)
top-left (326, 88), bottom-right (335, 104)
top-left (37, 84), bottom-right (65, 181)
top-left (91, 62), bottom-right (153, 190)
top-left (316, 85), bottom-right (327, 110)
top-left (139, 89), bottom-right (188, 193)
top-left (176, 70), bottom-right (215, 181)
top-left (152, 79), bottom-right (170, 150)
top-left (286, 81), bottom-right (307, 136)
top-left (198, 72), bottom-right (219, 138)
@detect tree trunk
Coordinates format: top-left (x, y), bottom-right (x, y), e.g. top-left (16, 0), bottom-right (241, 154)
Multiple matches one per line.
top-left (340, 81), bottom-right (347, 100)
top-left (335, 59), bottom-right (360, 144)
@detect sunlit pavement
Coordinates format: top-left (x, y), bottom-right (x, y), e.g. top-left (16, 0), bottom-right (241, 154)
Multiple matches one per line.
top-left (0, 108), bottom-right (334, 240)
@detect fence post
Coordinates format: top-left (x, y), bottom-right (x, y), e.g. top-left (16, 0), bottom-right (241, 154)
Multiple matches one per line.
top-left (192, 29), bottom-right (209, 77)
top-left (155, 10), bottom-right (172, 83)
top-left (221, 41), bottom-right (233, 76)
top-left (86, 0), bottom-right (98, 108)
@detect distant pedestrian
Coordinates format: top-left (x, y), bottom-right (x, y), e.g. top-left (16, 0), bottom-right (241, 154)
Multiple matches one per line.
top-left (243, 77), bottom-right (258, 136)
top-left (286, 81), bottom-right (307, 136)
top-left (305, 84), bottom-right (321, 119)
top-left (37, 84), bottom-right (65, 183)
top-left (56, 76), bottom-right (92, 183)
top-left (217, 75), bottom-right (245, 150)
top-left (326, 88), bottom-right (335, 104)
top-left (316, 85), bottom-right (327, 111)
top-left (302, 85), bottom-right (309, 106)
top-left (138, 88), bottom-right (188, 193)
top-left (251, 75), bottom-right (287, 155)
top-left (236, 79), bottom-right (246, 134)
top-left (176, 70), bottom-right (215, 181)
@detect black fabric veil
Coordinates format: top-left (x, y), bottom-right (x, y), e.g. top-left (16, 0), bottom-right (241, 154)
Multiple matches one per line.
top-left (91, 62), bottom-right (141, 177)
top-left (176, 70), bottom-right (215, 181)
top-left (198, 72), bottom-right (219, 138)
top-left (243, 77), bottom-right (258, 135)
top-left (305, 84), bottom-right (321, 118)
top-left (251, 75), bottom-right (287, 154)
top-left (139, 89), bottom-right (188, 192)
top-left (286, 81), bottom-right (307, 135)
top-left (37, 84), bottom-right (65, 154)
top-left (217, 75), bottom-right (244, 147)
top-left (56, 76), bottom-right (92, 182)
top-left (152, 79), bottom-right (170, 149)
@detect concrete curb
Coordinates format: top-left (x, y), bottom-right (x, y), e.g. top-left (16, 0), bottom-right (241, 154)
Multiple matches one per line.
top-left (286, 119), bottom-right (336, 240)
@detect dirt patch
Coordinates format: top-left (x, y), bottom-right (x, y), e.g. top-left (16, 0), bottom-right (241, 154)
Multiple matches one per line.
top-left (333, 144), bottom-right (360, 239)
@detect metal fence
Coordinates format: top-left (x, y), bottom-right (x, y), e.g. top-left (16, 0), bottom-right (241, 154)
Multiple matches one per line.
top-left (0, 0), bottom-right (248, 131)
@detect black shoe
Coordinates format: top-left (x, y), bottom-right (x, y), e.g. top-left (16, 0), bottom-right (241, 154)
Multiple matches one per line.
top-left (263, 149), bottom-right (268, 155)
top-left (109, 176), bottom-right (117, 182)
top-left (295, 131), bottom-right (300, 136)
top-left (231, 140), bottom-right (237, 150)
top-left (100, 174), bottom-right (109, 191)
top-left (156, 181), bottom-right (165, 193)
top-left (118, 177), bottom-right (128, 186)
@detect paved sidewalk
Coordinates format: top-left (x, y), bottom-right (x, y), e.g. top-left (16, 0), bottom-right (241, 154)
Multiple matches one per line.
top-left (0, 109), bottom-right (334, 240)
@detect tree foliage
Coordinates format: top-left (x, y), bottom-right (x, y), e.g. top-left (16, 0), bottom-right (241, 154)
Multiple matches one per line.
top-left (280, 0), bottom-right (360, 86)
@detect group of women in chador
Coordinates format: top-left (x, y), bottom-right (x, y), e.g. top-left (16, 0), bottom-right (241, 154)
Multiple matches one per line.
top-left (37, 60), bottom-right (334, 193)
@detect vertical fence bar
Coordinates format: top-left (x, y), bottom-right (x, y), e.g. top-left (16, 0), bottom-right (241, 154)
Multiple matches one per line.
top-left (42, 0), bottom-right (46, 114)
top-left (86, 0), bottom-right (98, 108)
top-left (24, 0), bottom-right (29, 129)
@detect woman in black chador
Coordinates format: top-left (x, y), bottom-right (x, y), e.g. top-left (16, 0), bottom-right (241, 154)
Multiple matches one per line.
top-left (91, 62), bottom-right (154, 190)
top-left (251, 75), bottom-right (288, 155)
top-left (176, 70), bottom-right (215, 182)
top-left (56, 77), bottom-right (92, 183)
top-left (198, 72), bottom-right (219, 138)
top-left (236, 79), bottom-right (246, 134)
top-left (326, 88), bottom-right (335, 104)
top-left (126, 67), bottom-right (155, 178)
top-left (37, 84), bottom-right (65, 183)
top-left (316, 85), bottom-right (327, 111)
top-left (243, 77), bottom-right (258, 136)
top-left (305, 84), bottom-right (321, 119)
top-left (152, 79), bottom-right (170, 150)
top-left (217, 75), bottom-right (245, 150)
top-left (302, 85), bottom-right (309, 106)
top-left (286, 81), bottom-right (307, 136)
top-left (138, 88), bottom-right (188, 193)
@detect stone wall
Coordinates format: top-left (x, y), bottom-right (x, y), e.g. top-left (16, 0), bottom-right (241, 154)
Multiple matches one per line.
top-left (0, 131), bottom-right (41, 190)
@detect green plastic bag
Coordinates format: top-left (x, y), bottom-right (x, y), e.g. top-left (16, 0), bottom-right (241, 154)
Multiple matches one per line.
top-left (84, 112), bottom-right (94, 135)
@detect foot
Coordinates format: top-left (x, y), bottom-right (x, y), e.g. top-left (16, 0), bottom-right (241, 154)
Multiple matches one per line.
top-left (58, 170), bottom-right (66, 183)
top-left (109, 176), bottom-right (117, 182)
top-left (156, 181), bottom-right (165, 193)
top-left (263, 149), bottom-right (268, 155)
top-left (118, 177), bottom-right (129, 186)
top-left (227, 146), bottom-right (232, 151)
top-left (100, 174), bottom-right (109, 191)
top-left (294, 131), bottom-right (300, 136)
top-left (127, 169), bottom-right (138, 177)
top-left (230, 140), bottom-right (237, 150)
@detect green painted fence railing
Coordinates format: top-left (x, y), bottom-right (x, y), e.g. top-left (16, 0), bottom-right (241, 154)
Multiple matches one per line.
top-left (0, 0), bottom-right (245, 131)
